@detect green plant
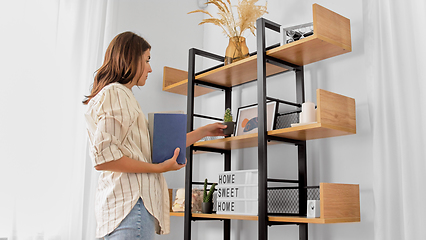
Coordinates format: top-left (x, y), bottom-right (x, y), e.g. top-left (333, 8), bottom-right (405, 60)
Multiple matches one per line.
top-left (224, 108), bottom-right (233, 122)
top-left (203, 178), bottom-right (217, 203)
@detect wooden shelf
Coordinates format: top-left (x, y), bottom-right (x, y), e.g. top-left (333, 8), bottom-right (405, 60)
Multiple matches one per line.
top-left (171, 212), bottom-right (359, 224)
top-left (170, 183), bottom-right (360, 224)
top-left (163, 4), bottom-right (351, 97)
top-left (194, 89), bottom-right (356, 150)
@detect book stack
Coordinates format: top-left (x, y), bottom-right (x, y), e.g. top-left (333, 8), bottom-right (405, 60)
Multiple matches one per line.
top-left (215, 169), bottom-right (258, 215)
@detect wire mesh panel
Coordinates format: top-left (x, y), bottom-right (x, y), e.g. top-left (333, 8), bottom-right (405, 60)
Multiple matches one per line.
top-left (213, 187), bottom-right (320, 214)
top-left (267, 187), bottom-right (320, 214)
top-left (275, 112), bottom-right (300, 129)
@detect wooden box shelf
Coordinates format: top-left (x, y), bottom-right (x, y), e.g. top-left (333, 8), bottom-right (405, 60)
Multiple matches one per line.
top-left (170, 183), bottom-right (360, 224)
top-left (162, 4), bottom-right (351, 97)
top-left (193, 89), bottom-right (356, 151)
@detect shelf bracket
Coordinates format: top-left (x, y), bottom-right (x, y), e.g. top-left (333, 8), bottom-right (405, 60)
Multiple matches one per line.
top-left (267, 221), bottom-right (298, 226)
top-left (266, 55), bottom-right (301, 71)
top-left (267, 135), bottom-right (304, 145)
top-left (193, 146), bottom-right (230, 155)
top-left (194, 79), bottom-right (231, 91)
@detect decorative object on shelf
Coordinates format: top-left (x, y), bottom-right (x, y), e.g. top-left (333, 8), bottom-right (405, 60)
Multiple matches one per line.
top-left (202, 178), bottom-right (217, 214)
top-left (280, 22), bottom-right (314, 45)
top-left (172, 188), bottom-right (185, 212)
top-left (216, 169), bottom-right (259, 215)
top-left (300, 101), bottom-right (316, 123)
top-left (188, 0), bottom-right (268, 65)
top-left (291, 101), bottom-right (317, 127)
top-left (172, 188), bottom-right (203, 212)
top-left (192, 189), bottom-right (203, 213)
top-left (307, 200), bottom-right (320, 218)
top-left (224, 36), bottom-right (249, 65)
top-left (223, 108), bottom-right (235, 136)
top-left (235, 101), bottom-right (277, 136)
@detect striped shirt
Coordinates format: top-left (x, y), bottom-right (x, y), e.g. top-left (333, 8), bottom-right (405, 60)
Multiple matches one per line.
top-left (85, 83), bottom-right (170, 238)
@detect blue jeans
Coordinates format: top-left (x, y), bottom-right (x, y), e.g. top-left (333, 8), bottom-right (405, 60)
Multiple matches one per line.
top-left (104, 198), bottom-right (155, 240)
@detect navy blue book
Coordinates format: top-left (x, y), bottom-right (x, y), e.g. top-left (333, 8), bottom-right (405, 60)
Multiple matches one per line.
top-left (148, 112), bottom-right (187, 164)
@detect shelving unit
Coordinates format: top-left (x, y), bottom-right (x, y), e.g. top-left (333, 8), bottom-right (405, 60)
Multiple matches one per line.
top-left (163, 4), bottom-right (351, 97)
top-left (164, 4), bottom-right (359, 240)
top-left (170, 183), bottom-right (360, 224)
top-left (192, 88), bottom-right (356, 151)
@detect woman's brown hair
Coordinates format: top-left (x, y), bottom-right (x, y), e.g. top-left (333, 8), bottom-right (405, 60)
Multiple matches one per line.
top-left (83, 31), bottom-right (151, 104)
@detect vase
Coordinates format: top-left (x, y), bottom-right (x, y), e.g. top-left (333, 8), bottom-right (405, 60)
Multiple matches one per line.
top-left (202, 202), bottom-right (213, 214)
top-left (224, 36), bottom-right (249, 65)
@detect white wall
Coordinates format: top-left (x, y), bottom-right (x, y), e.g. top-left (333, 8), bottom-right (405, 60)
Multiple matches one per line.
top-left (114, 0), bottom-right (373, 240)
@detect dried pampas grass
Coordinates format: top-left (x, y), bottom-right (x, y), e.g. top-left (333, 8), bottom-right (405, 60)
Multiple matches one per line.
top-left (188, 0), bottom-right (268, 38)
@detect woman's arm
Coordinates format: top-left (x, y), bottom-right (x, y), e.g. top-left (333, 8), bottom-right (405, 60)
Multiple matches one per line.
top-left (186, 122), bottom-right (227, 147)
top-left (95, 148), bottom-right (185, 173)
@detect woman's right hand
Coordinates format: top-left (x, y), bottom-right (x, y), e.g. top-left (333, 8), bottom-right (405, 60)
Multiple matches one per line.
top-left (159, 148), bottom-right (186, 172)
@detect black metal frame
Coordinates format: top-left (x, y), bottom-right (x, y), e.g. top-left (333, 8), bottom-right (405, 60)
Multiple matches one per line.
top-left (184, 17), bottom-right (308, 240)
top-left (185, 48), bottom-right (232, 240)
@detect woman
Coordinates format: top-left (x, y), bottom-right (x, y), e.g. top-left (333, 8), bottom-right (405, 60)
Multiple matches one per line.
top-left (84, 31), bottom-right (226, 239)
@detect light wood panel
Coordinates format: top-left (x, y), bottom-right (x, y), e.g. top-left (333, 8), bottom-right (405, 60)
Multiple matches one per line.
top-left (267, 37), bottom-right (349, 66)
top-left (194, 132), bottom-right (280, 150)
top-left (162, 60), bottom-right (287, 96)
top-left (170, 213), bottom-right (357, 224)
top-left (163, 66), bottom-right (187, 88)
top-left (170, 212), bottom-right (184, 217)
top-left (313, 3), bottom-right (351, 52)
top-left (268, 216), bottom-right (359, 224)
top-left (163, 66), bottom-right (216, 97)
top-left (320, 183), bottom-right (360, 220)
top-left (316, 89), bottom-right (356, 134)
top-left (193, 123), bottom-right (354, 150)
top-left (170, 212), bottom-right (257, 220)
top-left (196, 56), bottom-right (287, 87)
top-left (269, 122), bottom-right (354, 140)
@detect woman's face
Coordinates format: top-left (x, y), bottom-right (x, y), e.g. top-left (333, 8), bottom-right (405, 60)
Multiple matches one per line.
top-left (135, 49), bottom-right (152, 86)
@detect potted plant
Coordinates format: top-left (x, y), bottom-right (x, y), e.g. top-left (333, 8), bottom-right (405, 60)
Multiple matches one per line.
top-left (202, 178), bottom-right (217, 214)
top-left (223, 108), bottom-right (235, 136)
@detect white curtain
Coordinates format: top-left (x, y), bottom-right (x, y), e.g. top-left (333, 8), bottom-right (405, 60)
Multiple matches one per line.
top-left (0, 0), bottom-right (116, 239)
top-left (365, 0), bottom-right (426, 239)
